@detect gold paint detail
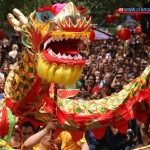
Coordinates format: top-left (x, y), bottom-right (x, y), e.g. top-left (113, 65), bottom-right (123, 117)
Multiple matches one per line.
top-left (4, 48), bottom-right (37, 102)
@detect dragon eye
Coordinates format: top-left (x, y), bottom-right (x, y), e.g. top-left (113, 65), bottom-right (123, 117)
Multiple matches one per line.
top-left (41, 13), bottom-right (49, 22)
top-left (36, 11), bottom-right (54, 23)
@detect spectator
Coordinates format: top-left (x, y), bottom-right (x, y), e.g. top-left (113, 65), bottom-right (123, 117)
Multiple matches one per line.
top-left (0, 77), bottom-right (5, 100)
top-left (111, 73), bottom-right (125, 88)
top-left (113, 82), bottom-right (123, 93)
top-left (103, 63), bottom-right (112, 75)
top-left (89, 54), bottom-right (97, 66)
top-left (0, 45), bottom-right (7, 67)
top-left (124, 129), bottom-right (136, 150)
top-left (1, 63), bottom-right (9, 79)
top-left (94, 70), bottom-right (101, 77)
top-left (75, 85), bottom-right (90, 100)
top-left (124, 65), bottom-right (132, 77)
top-left (115, 49), bottom-right (123, 62)
top-left (98, 48), bottom-right (107, 61)
top-left (10, 134), bottom-right (20, 149)
top-left (95, 75), bottom-right (101, 86)
top-left (2, 38), bottom-right (10, 52)
top-left (128, 119), bottom-right (143, 148)
top-left (100, 73), bottom-right (114, 88)
top-left (8, 43), bottom-right (20, 63)
top-left (86, 74), bottom-right (100, 99)
top-left (140, 122), bottom-right (150, 146)
top-left (99, 83), bottom-right (111, 98)
top-left (118, 67), bottom-right (125, 74)
top-left (129, 61), bottom-right (140, 78)
top-left (86, 126), bottom-right (126, 150)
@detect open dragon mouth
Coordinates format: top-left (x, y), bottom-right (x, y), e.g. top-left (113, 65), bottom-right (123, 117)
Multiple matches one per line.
top-left (41, 36), bottom-right (88, 67)
top-left (36, 34), bottom-right (88, 86)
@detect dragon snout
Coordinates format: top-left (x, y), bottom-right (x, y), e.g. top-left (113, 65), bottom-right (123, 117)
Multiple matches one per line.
top-left (54, 2), bottom-right (91, 32)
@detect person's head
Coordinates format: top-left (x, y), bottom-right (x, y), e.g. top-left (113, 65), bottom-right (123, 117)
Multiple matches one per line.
top-left (0, 78), bottom-right (5, 93)
top-left (3, 38), bottom-right (9, 46)
top-left (117, 49), bottom-right (123, 56)
top-left (100, 48), bottom-right (107, 57)
top-left (87, 74), bottom-right (96, 86)
top-left (118, 67), bottom-right (124, 74)
top-left (12, 44), bottom-right (19, 51)
top-left (90, 54), bottom-right (96, 63)
top-left (106, 53), bottom-right (112, 60)
top-left (115, 73), bottom-right (124, 83)
top-left (36, 126), bottom-right (53, 148)
top-left (91, 66), bottom-right (97, 74)
top-left (129, 74), bottom-right (136, 82)
top-left (78, 72), bottom-right (85, 83)
top-left (79, 85), bottom-right (89, 99)
top-left (123, 58), bottom-right (130, 65)
top-left (136, 119), bottom-right (142, 128)
top-left (124, 65), bottom-right (132, 75)
top-left (133, 61), bottom-right (140, 74)
top-left (21, 121), bottom-right (35, 143)
top-left (101, 83), bottom-right (111, 97)
top-left (101, 59), bottom-right (108, 64)
top-left (114, 82), bottom-right (123, 93)
top-left (103, 73), bottom-right (114, 85)
top-left (103, 63), bottom-right (112, 74)
top-left (96, 76), bottom-right (100, 85)
top-left (1, 63), bottom-right (10, 75)
top-left (40, 131), bottom-right (53, 147)
top-left (127, 129), bottom-right (134, 141)
top-left (95, 71), bottom-right (100, 77)
top-left (10, 134), bottom-right (20, 149)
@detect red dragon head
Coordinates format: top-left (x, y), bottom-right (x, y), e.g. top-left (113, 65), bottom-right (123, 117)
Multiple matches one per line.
top-left (7, 2), bottom-right (92, 86)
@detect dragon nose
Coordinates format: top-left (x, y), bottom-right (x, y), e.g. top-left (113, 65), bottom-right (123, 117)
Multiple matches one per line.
top-left (54, 2), bottom-right (91, 32)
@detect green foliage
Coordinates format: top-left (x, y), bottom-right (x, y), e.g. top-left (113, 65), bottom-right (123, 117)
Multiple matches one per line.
top-left (108, 26), bottom-right (117, 36)
top-left (0, 0), bottom-right (146, 32)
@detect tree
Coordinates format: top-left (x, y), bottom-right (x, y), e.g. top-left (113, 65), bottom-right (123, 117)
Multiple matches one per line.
top-left (0, 0), bottom-right (149, 37)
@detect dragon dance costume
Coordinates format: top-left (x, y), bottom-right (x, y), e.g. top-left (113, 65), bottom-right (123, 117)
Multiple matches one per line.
top-left (0, 2), bottom-right (150, 149)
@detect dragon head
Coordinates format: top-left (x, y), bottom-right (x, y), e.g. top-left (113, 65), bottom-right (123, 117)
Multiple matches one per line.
top-left (8, 2), bottom-right (91, 86)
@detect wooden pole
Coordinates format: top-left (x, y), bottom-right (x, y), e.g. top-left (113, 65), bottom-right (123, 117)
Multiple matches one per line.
top-left (50, 83), bottom-right (57, 150)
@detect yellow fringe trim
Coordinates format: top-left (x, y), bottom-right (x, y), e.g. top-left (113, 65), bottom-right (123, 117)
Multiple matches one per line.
top-left (37, 55), bottom-right (83, 87)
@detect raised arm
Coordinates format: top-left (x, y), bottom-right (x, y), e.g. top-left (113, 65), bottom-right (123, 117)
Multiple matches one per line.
top-left (22, 118), bottom-right (58, 150)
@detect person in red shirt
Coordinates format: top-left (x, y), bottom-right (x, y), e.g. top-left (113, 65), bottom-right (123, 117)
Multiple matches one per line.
top-left (87, 74), bottom-right (100, 99)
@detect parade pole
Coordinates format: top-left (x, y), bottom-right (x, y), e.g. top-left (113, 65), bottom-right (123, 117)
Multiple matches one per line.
top-left (50, 83), bottom-right (58, 150)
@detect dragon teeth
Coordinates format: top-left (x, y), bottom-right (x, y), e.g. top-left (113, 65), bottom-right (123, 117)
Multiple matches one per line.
top-left (77, 54), bottom-right (82, 60)
top-left (48, 38), bottom-right (51, 43)
top-left (48, 48), bottom-right (56, 57)
top-left (47, 48), bottom-right (51, 52)
top-left (44, 40), bottom-right (49, 49)
top-left (62, 54), bottom-right (67, 59)
top-left (44, 37), bottom-right (84, 60)
top-left (56, 53), bottom-right (62, 58)
top-left (68, 54), bottom-right (73, 59)
top-left (44, 38), bottom-right (51, 49)
top-left (47, 49), bottom-right (82, 60)
top-left (73, 55), bottom-right (78, 60)
top-left (84, 39), bottom-right (88, 44)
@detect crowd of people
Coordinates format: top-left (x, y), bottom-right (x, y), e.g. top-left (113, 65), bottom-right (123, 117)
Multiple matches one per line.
top-left (0, 30), bottom-right (150, 150)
